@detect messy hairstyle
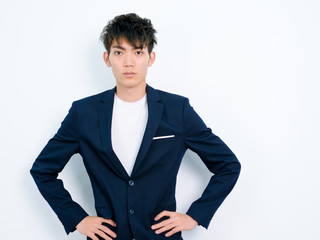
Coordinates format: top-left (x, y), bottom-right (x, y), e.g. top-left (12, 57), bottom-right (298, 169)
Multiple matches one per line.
top-left (100, 13), bottom-right (157, 54)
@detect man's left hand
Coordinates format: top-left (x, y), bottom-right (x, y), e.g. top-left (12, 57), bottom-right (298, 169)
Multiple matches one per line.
top-left (151, 211), bottom-right (198, 237)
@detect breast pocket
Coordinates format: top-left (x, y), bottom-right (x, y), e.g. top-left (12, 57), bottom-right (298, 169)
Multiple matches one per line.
top-left (152, 134), bottom-right (176, 143)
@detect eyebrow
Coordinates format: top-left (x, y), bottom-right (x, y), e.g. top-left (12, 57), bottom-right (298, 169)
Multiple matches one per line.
top-left (112, 45), bottom-right (125, 50)
top-left (112, 45), bottom-right (144, 50)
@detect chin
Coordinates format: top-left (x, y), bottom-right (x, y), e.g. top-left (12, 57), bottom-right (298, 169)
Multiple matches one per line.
top-left (119, 80), bottom-right (145, 88)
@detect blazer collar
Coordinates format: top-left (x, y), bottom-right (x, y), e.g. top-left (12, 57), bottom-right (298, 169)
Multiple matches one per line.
top-left (97, 84), bottom-right (164, 179)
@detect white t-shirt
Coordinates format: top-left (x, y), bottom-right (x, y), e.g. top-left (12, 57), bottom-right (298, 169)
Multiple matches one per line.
top-left (111, 93), bottom-right (148, 176)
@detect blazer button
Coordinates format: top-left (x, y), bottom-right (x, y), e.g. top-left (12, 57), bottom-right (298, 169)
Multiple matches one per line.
top-left (129, 209), bottom-right (135, 215)
top-left (128, 180), bottom-right (135, 186)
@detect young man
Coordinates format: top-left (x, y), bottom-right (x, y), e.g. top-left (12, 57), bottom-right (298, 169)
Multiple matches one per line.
top-left (30, 13), bottom-right (241, 240)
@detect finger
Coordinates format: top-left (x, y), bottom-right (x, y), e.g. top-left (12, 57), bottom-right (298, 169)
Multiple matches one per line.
top-left (99, 225), bottom-right (117, 239)
top-left (96, 217), bottom-right (107, 224)
top-left (103, 219), bottom-right (117, 227)
top-left (165, 226), bottom-right (181, 237)
top-left (155, 223), bottom-right (176, 234)
top-left (95, 229), bottom-right (113, 240)
top-left (154, 210), bottom-right (173, 221)
top-left (88, 233), bottom-right (99, 240)
top-left (151, 217), bottom-right (173, 230)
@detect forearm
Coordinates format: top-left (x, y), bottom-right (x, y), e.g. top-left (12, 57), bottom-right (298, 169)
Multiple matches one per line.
top-left (30, 149), bottom-right (89, 234)
top-left (182, 98), bottom-right (241, 228)
top-left (186, 158), bottom-right (241, 228)
top-left (30, 102), bottom-right (88, 233)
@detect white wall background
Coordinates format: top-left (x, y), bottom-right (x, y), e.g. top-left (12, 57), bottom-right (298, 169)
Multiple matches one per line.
top-left (1, 0), bottom-right (319, 239)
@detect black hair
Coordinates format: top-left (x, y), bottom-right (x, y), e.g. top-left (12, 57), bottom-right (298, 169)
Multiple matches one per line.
top-left (100, 13), bottom-right (157, 54)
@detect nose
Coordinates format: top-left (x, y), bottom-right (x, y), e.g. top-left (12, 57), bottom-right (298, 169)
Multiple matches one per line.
top-left (124, 53), bottom-right (134, 67)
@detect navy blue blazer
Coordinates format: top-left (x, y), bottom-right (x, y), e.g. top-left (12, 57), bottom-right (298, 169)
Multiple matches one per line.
top-left (30, 85), bottom-right (241, 240)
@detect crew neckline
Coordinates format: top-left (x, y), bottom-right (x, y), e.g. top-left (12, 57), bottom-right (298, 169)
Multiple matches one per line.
top-left (114, 93), bottom-right (147, 105)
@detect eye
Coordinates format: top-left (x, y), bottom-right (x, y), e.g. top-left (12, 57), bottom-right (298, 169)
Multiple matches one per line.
top-left (136, 51), bottom-right (143, 55)
top-left (114, 51), bottom-right (122, 55)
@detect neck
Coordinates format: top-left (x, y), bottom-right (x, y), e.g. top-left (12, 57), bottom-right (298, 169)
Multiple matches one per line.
top-left (115, 83), bottom-right (147, 102)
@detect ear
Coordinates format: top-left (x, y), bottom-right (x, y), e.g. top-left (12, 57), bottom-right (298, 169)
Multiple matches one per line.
top-left (103, 51), bottom-right (112, 67)
top-left (148, 51), bottom-right (156, 67)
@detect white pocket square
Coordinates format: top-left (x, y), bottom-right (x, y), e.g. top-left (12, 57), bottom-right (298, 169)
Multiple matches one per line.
top-left (152, 135), bottom-right (175, 140)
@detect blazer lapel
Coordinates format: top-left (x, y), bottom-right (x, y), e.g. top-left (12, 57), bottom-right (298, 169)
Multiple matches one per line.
top-left (97, 87), bottom-right (129, 179)
top-left (131, 85), bottom-right (164, 177)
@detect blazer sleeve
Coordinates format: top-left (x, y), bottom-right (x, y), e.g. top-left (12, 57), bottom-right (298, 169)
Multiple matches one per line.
top-left (30, 102), bottom-right (88, 234)
top-left (183, 98), bottom-right (241, 229)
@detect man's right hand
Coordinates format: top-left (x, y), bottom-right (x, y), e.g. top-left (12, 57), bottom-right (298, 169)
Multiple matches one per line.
top-left (76, 216), bottom-right (117, 240)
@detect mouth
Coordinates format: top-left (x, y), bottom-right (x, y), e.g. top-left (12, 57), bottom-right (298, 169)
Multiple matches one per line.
top-left (123, 72), bottom-right (136, 78)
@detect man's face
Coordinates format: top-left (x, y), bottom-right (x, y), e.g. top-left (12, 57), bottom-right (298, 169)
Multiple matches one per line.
top-left (103, 38), bottom-right (155, 90)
